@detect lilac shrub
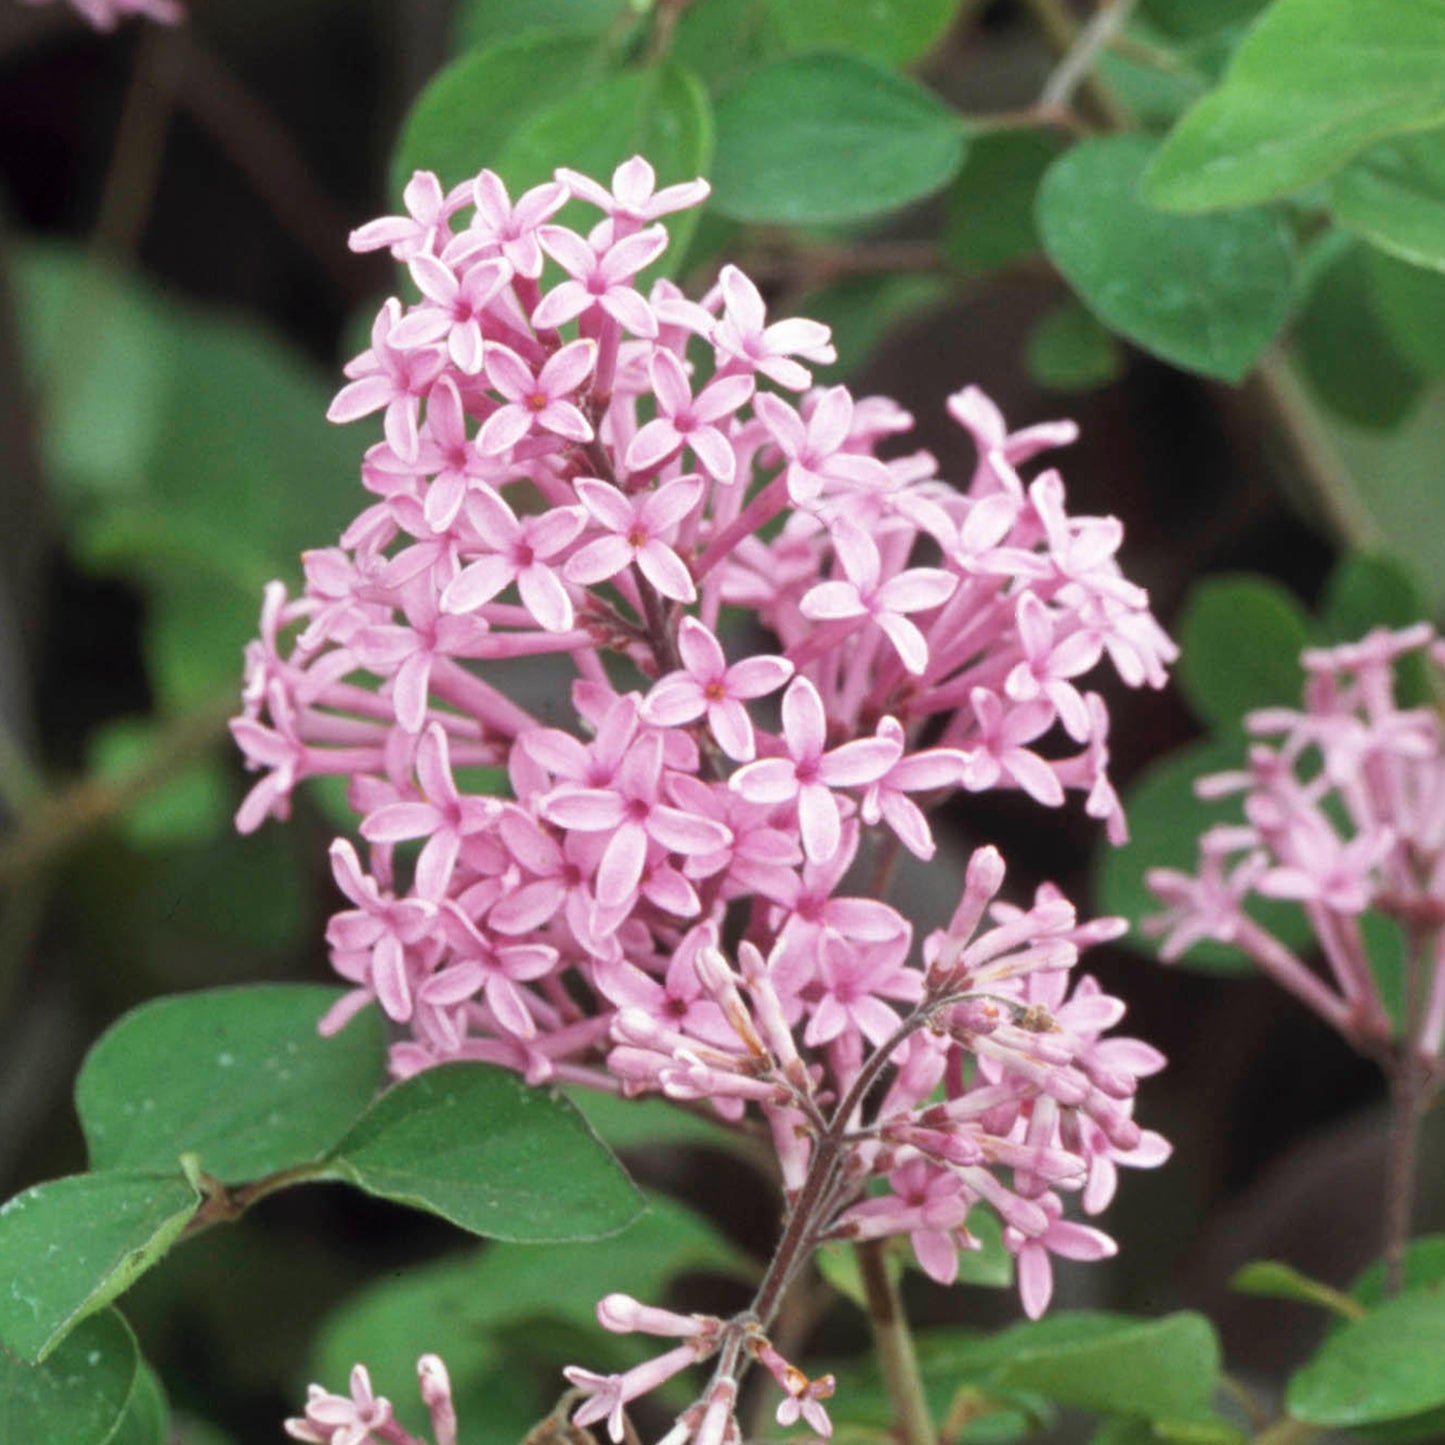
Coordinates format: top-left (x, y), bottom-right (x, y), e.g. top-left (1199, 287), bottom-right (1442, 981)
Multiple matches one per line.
top-left (236, 156), bottom-right (1175, 1445)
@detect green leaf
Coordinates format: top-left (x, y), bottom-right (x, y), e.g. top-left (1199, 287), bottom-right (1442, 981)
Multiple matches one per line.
top-left (1294, 242), bottom-right (1424, 428)
top-left (1287, 1286), bottom-right (1445, 1426)
top-left (86, 719), bottom-right (228, 849)
top-left (1319, 380), bottom-right (1445, 614)
top-left (1144, 0), bottom-right (1445, 212)
top-left (0, 1173), bottom-right (200, 1362)
top-left (794, 273), bottom-right (952, 381)
top-left (1351, 1237), bottom-right (1445, 1308)
top-left (391, 31), bottom-right (611, 195)
top-left (944, 128), bottom-right (1062, 274)
top-left (108, 1363), bottom-right (169, 1445)
top-left (565, 1087), bottom-right (751, 1156)
top-left (0, 1309), bottom-right (139, 1445)
top-left (1096, 736), bottom-right (1313, 971)
top-left (452, 0), bottom-right (624, 51)
top-left (325, 1063), bottom-right (642, 1241)
top-left (765, 0), bottom-right (965, 66)
top-left (1174, 573), bottom-right (1311, 732)
top-left (497, 62), bottom-right (714, 267)
top-left (990, 1311), bottom-right (1222, 1424)
top-left (711, 54), bottom-right (967, 224)
top-left (1026, 299), bottom-right (1124, 392)
top-left (1140, 0), bottom-right (1267, 41)
top-left (14, 248), bottom-right (362, 711)
top-left (1318, 553), bottom-right (1428, 644)
top-left (1037, 135), bottom-right (1295, 382)
top-left (311, 1193), bottom-right (751, 1439)
top-left (77, 985), bottom-right (386, 1183)
top-left (1367, 248), bottom-right (1445, 375)
top-left (670, 0), bottom-right (779, 95)
top-left (1231, 1260), bottom-right (1365, 1319)
top-left (1333, 130), bottom-right (1445, 273)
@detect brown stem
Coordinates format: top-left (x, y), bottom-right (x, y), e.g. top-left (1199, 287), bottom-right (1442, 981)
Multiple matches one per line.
top-left (0, 693), bottom-right (234, 885)
top-left (1016, 0), bottom-right (1130, 129)
top-left (855, 1239), bottom-right (937, 1445)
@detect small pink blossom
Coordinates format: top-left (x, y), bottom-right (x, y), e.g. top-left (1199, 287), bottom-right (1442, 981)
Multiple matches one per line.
top-left (566, 475), bottom-right (703, 602)
top-left (478, 339), bottom-right (596, 454)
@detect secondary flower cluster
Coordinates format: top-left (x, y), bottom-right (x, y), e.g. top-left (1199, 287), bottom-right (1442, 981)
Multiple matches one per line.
top-left (237, 156), bottom-right (1174, 1443)
top-left (1148, 624), bottom-right (1445, 1065)
top-left (287, 1358), bottom-right (457, 1445)
top-left (19, 0), bottom-right (181, 30)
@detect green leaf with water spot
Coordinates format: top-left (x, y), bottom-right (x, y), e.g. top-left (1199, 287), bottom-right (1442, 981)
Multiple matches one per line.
top-left (1038, 136), bottom-right (1295, 382)
top-left (0, 1172), bottom-right (200, 1363)
top-left (1144, 0), bottom-right (1445, 212)
top-left (76, 985), bottom-right (387, 1183)
top-left (0, 1309), bottom-right (139, 1445)
top-left (325, 1063), bottom-right (643, 1242)
top-left (711, 53), bottom-right (967, 224)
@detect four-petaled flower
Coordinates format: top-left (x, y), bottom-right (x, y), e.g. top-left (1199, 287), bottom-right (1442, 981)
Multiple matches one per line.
top-left (566, 475), bottom-right (704, 602)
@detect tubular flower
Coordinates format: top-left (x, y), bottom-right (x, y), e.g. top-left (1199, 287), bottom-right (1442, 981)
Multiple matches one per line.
top-left (252, 156), bottom-right (1174, 1445)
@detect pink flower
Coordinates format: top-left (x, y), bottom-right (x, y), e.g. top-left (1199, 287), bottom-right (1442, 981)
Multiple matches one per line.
top-left (534, 225), bottom-right (668, 337)
top-left (625, 349), bottom-right (752, 485)
top-left (540, 732), bottom-right (731, 906)
top-left (641, 618), bottom-right (792, 761)
top-left (753, 388), bottom-right (886, 504)
top-left (348, 170), bottom-right (456, 261)
top-left (328, 298), bottom-right (447, 462)
top-left (712, 264), bottom-right (835, 390)
top-left (800, 520), bottom-right (956, 675)
top-left (284, 1365), bottom-right (392, 1445)
top-left (730, 676), bottom-right (901, 862)
top-left (457, 171), bottom-right (569, 279)
top-left (391, 255), bottom-right (512, 375)
top-left (566, 475), bottom-right (703, 602)
top-left (361, 724), bottom-right (501, 899)
top-left (477, 339), bottom-right (596, 454)
top-left (26, 0), bottom-right (183, 31)
top-left (442, 487), bottom-right (585, 632)
top-left (557, 155), bottom-right (710, 239)
top-left (859, 718), bottom-right (968, 859)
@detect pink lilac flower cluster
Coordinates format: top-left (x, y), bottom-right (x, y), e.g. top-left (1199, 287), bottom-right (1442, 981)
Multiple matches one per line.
top-left (1148, 624), bottom-right (1445, 1066)
top-left (237, 156), bottom-right (1174, 1444)
top-left (18, 0), bottom-right (182, 31)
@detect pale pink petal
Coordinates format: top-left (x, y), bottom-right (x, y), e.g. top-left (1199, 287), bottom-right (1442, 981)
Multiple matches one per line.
top-left (636, 541), bottom-right (696, 602)
top-left (708, 698), bottom-right (755, 761)
top-left (798, 781), bottom-right (842, 862)
top-left (819, 736), bottom-right (902, 788)
top-left (727, 654), bottom-right (793, 697)
top-left (781, 677), bottom-right (827, 761)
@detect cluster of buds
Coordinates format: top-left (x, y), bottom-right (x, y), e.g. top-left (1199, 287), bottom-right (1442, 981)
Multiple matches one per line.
top-left (287, 1357), bottom-right (457, 1445)
top-left (1148, 624), bottom-right (1445, 1067)
top-left (19, 0), bottom-right (182, 31)
top-left (239, 156), bottom-right (1175, 1443)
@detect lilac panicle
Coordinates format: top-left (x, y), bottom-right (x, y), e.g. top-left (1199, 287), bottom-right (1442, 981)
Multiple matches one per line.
top-left (248, 155), bottom-right (1175, 1443)
top-left (1147, 625), bottom-right (1445, 1065)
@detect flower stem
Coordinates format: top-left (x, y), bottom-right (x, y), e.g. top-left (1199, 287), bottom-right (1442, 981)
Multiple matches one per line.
top-left (855, 1239), bottom-right (937, 1445)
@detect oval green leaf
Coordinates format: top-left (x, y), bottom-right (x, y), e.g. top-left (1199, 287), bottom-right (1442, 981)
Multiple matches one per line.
top-left (0, 1309), bottom-right (139, 1445)
top-left (1174, 573), bottom-right (1312, 731)
top-left (992, 1311), bottom-right (1222, 1424)
top-left (325, 1063), bottom-right (642, 1242)
top-left (1144, 0), bottom-right (1445, 212)
top-left (1038, 136), bottom-right (1295, 382)
top-left (766, 0), bottom-right (964, 66)
top-left (76, 985), bottom-right (386, 1183)
top-left (1287, 1286), bottom-right (1445, 1426)
top-left (711, 53), bottom-right (967, 224)
top-left (1333, 131), bottom-right (1445, 274)
top-left (0, 1172), bottom-right (200, 1363)
top-left (392, 30), bottom-right (611, 196)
